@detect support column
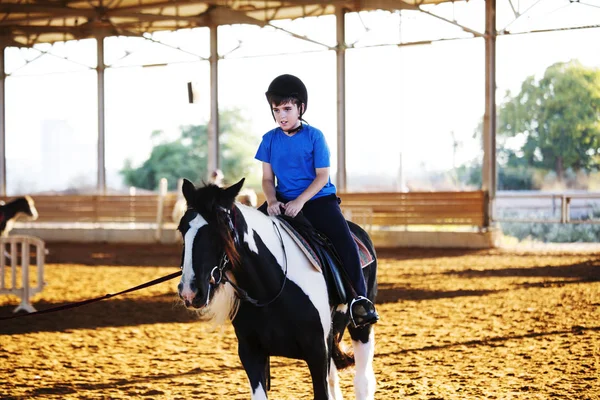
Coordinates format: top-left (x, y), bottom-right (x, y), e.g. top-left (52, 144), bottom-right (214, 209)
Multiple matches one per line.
top-left (335, 7), bottom-right (347, 192)
top-left (482, 0), bottom-right (497, 227)
top-left (97, 36), bottom-right (106, 194)
top-left (208, 25), bottom-right (219, 175)
top-left (0, 44), bottom-right (6, 196)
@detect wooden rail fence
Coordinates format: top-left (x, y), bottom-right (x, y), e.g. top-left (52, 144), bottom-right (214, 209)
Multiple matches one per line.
top-left (255, 190), bottom-right (488, 228)
top-left (2, 190), bottom-right (488, 229)
top-left (1, 194), bottom-right (178, 224)
top-left (338, 191), bottom-right (488, 227)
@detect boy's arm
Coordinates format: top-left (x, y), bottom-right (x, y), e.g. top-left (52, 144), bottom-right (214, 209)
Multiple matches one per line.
top-left (262, 162), bottom-right (285, 216)
top-left (283, 167), bottom-right (329, 217)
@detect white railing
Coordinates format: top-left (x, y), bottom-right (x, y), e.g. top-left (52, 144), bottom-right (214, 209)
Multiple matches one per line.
top-left (494, 192), bottom-right (600, 224)
top-left (0, 235), bottom-right (46, 313)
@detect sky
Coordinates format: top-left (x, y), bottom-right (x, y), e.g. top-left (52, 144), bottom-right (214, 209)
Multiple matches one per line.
top-left (3, 0), bottom-right (600, 194)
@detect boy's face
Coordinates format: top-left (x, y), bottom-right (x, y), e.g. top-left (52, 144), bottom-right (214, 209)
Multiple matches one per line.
top-left (272, 101), bottom-right (303, 131)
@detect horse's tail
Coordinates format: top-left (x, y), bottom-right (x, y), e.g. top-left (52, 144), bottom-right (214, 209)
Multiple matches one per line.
top-left (332, 336), bottom-right (355, 370)
top-left (331, 310), bottom-right (355, 370)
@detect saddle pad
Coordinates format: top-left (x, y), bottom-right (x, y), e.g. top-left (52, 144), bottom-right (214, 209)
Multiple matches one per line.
top-left (277, 218), bottom-right (375, 273)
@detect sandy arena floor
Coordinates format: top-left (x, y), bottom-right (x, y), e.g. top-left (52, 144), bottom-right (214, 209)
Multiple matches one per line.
top-left (1, 243), bottom-right (599, 399)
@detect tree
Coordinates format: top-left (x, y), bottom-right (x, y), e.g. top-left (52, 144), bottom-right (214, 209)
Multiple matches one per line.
top-left (121, 108), bottom-right (259, 191)
top-left (498, 61), bottom-right (600, 181)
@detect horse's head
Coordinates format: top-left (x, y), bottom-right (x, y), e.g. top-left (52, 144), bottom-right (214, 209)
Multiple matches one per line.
top-left (4, 196), bottom-right (38, 221)
top-left (177, 177), bottom-right (245, 313)
top-left (22, 196), bottom-right (38, 220)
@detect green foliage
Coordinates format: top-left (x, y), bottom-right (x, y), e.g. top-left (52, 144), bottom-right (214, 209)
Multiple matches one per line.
top-left (498, 206), bottom-right (600, 243)
top-left (498, 61), bottom-right (600, 179)
top-left (121, 109), bottom-right (259, 191)
top-left (498, 166), bottom-right (534, 190)
top-left (500, 218), bottom-right (600, 243)
top-left (455, 161), bottom-right (482, 188)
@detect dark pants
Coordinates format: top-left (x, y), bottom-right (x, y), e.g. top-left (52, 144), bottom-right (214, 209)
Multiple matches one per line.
top-left (258, 194), bottom-right (367, 297)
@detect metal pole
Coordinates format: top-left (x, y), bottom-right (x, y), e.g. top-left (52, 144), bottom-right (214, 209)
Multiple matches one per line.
top-left (97, 36), bottom-right (106, 194)
top-left (208, 25), bottom-right (219, 174)
top-left (335, 7), bottom-right (347, 192)
top-left (0, 45), bottom-right (6, 196)
top-left (155, 177), bottom-right (167, 242)
top-left (482, 0), bottom-right (497, 227)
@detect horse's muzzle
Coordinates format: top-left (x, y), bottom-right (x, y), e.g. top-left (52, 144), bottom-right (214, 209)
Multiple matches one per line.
top-left (179, 288), bottom-right (207, 309)
top-left (180, 295), bottom-right (205, 309)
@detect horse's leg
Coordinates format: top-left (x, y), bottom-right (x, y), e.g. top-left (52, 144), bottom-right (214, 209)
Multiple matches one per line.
top-left (347, 325), bottom-right (376, 400)
top-left (238, 340), bottom-right (269, 400)
top-left (328, 359), bottom-right (344, 400)
top-left (305, 340), bottom-right (331, 400)
top-left (329, 304), bottom-right (349, 400)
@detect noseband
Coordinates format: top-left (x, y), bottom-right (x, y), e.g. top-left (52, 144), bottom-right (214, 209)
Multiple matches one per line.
top-left (209, 206), bottom-right (288, 308)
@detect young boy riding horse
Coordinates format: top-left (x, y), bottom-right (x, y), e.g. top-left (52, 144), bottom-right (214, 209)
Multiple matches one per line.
top-left (255, 74), bottom-right (379, 328)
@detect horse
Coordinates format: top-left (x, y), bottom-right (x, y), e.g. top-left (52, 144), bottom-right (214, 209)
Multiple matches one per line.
top-left (0, 196), bottom-right (39, 237)
top-left (177, 178), bottom-right (377, 400)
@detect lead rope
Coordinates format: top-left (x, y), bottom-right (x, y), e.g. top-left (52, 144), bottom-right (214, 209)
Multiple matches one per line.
top-left (0, 270), bottom-right (182, 321)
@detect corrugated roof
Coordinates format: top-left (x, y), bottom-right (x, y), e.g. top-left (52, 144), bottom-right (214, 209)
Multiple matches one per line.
top-left (0, 0), bottom-right (456, 47)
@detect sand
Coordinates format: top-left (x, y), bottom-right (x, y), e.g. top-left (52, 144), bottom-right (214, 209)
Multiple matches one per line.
top-left (1, 243), bottom-right (599, 399)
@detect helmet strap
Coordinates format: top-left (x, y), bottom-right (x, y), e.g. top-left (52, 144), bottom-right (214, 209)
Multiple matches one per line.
top-left (284, 123), bottom-right (303, 135)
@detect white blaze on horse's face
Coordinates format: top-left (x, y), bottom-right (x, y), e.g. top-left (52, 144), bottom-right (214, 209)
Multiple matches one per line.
top-left (179, 213), bottom-right (208, 304)
top-left (25, 196), bottom-right (38, 220)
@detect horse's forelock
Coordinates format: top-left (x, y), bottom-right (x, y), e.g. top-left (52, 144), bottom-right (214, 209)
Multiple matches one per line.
top-left (187, 209), bottom-right (240, 271)
top-left (188, 184), bottom-right (241, 268)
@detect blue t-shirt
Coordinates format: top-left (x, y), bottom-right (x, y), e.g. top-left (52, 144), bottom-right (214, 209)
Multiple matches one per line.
top-left (255, 124), bottom-right (337, 201)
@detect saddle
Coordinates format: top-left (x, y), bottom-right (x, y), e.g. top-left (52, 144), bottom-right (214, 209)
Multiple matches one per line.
top-left (276, 214), bottom-right (374, 306)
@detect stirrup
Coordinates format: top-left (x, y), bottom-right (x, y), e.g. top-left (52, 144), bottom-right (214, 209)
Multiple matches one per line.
top-left (349, 296), bottom-right (379, 328)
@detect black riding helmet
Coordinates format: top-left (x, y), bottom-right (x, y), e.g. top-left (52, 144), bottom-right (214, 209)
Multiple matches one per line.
top-left (265, 74), bottom-right (308, 121)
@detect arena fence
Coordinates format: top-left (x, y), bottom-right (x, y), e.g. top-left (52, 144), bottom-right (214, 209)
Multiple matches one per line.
top-left (2, 194), bottom-right (179, 224)
top-left (0, 235), bottom-right (46, 313)
top-left (3, 190), bottom-right (491, 247)
top-left (495, 192), bottom-right (600, 224)
top-left (338, 191), bottom-right (489, 229)
top-left (4, 190), bottom-right (488, 228)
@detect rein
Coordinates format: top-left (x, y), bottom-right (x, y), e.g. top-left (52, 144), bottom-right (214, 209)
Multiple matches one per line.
top-left (213, 207), bottom-right (288, 308)
top-left (0, 270), bottom-right (182, 321)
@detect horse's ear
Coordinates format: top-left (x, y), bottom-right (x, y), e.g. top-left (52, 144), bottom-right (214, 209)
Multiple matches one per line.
top-left (182, 179), bottom-right (196, 205)
top-left (221, 178), bottom-right (245, 207)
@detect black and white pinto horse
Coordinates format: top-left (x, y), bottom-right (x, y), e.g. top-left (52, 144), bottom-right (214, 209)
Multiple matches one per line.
top-left (177, 178), bottom-right (377, 400)
top-left (0, 196), bottom-right (38, 237)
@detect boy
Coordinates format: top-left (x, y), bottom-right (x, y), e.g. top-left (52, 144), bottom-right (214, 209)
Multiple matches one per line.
top-left (255, 74), bottom-right (378, 328)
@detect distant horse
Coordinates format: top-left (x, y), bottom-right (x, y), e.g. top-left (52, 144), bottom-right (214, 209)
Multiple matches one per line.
top-left (0, 196), bottom-right (38, 237)
top-left (177, 178), bottom-right (377, 400)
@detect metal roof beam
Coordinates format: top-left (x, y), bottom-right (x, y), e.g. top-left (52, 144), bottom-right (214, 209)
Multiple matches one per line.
top-left (9, 26), bottom-right (80, 34)
top-left (0, 4), bottom-right (96, 18)
top-left (417, 5), bottom-right (483, 37)
top-left (355, 0), bottom-right (418, 12)
top-left (108, 0), bottom-right (209, 12)
top-left (106, 11), bottom-right (206, 23)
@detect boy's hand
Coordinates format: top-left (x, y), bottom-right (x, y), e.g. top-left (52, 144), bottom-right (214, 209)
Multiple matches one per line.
top-left (267, 201), bottom-right (285, 216)
top-left (283, 199), bottom-right (305, 218)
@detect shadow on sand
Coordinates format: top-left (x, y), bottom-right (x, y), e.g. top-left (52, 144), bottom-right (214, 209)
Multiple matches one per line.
top-left (379, 325), bottom-right (600, 360)
top-left (376, 259), bottom-right (600, 304)
top-left (444, 259), bottom-right (600, 281)
top-left (0, 294), bottom-right (198, 335)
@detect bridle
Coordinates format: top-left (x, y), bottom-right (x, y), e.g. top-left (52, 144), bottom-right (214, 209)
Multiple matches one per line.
top-left (205, 206), bottom-right (289, 308)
